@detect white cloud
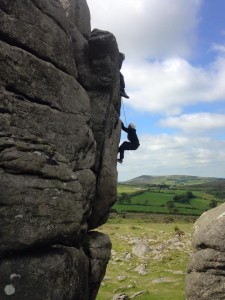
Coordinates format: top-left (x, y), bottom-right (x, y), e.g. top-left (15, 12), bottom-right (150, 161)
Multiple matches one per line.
top-left (87, 0), bottom-right (225, 115)
top-left (87, 0), bottom-right (225, 180)
top-left (123, 56), bottom-right (225, 114)
top-left (159, 113), bottom-right (225, 133)
top-left (118, 133), bottom-right (225, 181)
top-left (87, 0), bottom-right (202, 60)
top-left (212, 43), bottom-right (225, 55)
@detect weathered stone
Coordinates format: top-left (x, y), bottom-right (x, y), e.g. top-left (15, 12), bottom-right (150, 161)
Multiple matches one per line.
top-left (84, 231), bottom-right (112, 300)
top-left (134, 264), bottom-right (148, 275)
top-left (186, 272), bottom-right (225, 300)
top-left (192, 203), bottom-right (225, 251)
top-left (0, 42), bottom-right (89, 115)
top-left (130, 291), bottom-right (147, 298)
top-left (85, 30), bottom-right (121, 229)
top-left (0, 246), bottom-right (89, 300)
top-left (132, 242), bottom-right (150, 258)
top-left (113, 293), bottom-right (130, 300)
top-left (88, 29), bottom-right (121, 90)
top-left (0, 36), bottom-right (96, 171)
top-left (0, 0), bottom-right (121, 298)
top-left (0, 169), bottom-right (85, 253)
top-left (59, 0), bottom-right (91, 38)
top-left (186, 203), bottom-right (225, 299)
top-left (77, 169), bottom-right (96, 219)
top-left (70, 23), bottom-right (91, 87)
top-left (0, 0), bottom-right (76, 76)
top-left (187, 248), bottom-right (225, 275)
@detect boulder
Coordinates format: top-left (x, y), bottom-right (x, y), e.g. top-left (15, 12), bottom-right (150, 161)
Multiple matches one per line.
top-left (186, 203), bottom-right (225, 299)
top-left (132, 242), bottom-right (150, 258)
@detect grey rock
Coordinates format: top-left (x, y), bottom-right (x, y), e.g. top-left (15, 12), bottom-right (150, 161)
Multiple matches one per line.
top-left (86, 29), bottom-right (121, 229)
top-left (0, 0), bottom-right (76, 76)
top-left (88, 29), bottom-right (121, 90)
top-left (84, 231), bottom-right (112, 300)
top-left (134, 264), bottom-right (148, 275)
top-left (117, 275), bottom-right (127, 281)
top-left (186, 203), bottom-right (225, 299)
top-left (77, 169), bottom-right (96, 219)
top-left (60, 0), bottom-right (91, 38)
top-left (130, 291), bottom-right (147, 298)
top-left (0, 246), bottom-right (89, 300)
top-left (132, 242), bottom-right (150, 258)
top-left (152, 277), bottom-right (177, 284)
top-left (0, 0), bottom-right (121, 298)
top-left (186, 272), bottom-right (225, 300)
top-left (113, 294), bottom-right (130, 300)
top-left (192, 203), bottom-right (225, 251)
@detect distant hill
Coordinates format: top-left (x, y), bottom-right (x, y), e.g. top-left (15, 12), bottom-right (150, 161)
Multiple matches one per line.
top-left (122, 175), bottom-right (225, 187)
top-left (115, 175), bottom-right (225, 215)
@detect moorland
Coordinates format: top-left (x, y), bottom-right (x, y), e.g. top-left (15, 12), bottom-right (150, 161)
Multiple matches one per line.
top-left (97, 175), bottom-right (225, 300)
top-left (114, 175), bottom-right (225, 216)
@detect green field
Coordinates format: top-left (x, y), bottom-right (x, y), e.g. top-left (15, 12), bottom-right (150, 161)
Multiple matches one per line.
top-left (114, 185), bottom-right (223, 216)
top-left (97, 179), bottom-right (225, 299)
top-left (97, 214), bottom-right (196, 300)
top-left (117, 184), bottom-right (146, 195)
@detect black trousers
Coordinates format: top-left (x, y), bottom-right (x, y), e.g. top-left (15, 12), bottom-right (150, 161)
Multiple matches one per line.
top-left (118, 142), bottom-right (139, 160)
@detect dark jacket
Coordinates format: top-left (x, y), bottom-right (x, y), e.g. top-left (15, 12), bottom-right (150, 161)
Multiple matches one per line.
top-left (119, 52), bottom-right (125, 70)
top-left (122, 123), bottom-right (140, 147)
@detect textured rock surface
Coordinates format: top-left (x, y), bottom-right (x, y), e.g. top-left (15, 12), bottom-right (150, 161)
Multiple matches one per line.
top-left (84, 232), bottom-right (112, 300)
top-left (87, 29), bottom-right (121, 229)
top-left (0, 0), bottom-right (121, 298)
top-left (60, 0), bottom-right (91, 38)
top-left (186, 203), bottom-right (225, 299)
top-left (0, 246), bottom-right (89, 300)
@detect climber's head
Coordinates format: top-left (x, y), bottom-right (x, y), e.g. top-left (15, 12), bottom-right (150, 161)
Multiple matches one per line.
top-left (129, 123), bottom-right (136, 129)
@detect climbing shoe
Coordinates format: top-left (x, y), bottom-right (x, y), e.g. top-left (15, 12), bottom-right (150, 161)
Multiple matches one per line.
top-left (120, 91), bottom-right (129, 99)
top-left (117, 159), bottom-right (123, 164)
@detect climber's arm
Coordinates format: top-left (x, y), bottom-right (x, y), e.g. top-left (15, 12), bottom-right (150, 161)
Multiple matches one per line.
top-left (121, 122), bottom-right (128, 133)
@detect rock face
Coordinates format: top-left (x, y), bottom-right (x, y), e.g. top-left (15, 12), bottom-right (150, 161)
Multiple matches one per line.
top-left (0, 0), bottom-right (121, 299)
top-left (186, 203), bottom-right (225, 300)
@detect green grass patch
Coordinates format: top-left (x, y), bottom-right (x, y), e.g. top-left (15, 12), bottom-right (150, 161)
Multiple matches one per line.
top-left (116, 185), bottom-right (223, 216)
top-left (117, 184), bottom-right (146, 196)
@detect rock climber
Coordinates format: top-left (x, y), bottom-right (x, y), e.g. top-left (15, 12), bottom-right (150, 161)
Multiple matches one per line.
top-left (117, 122), bottom-right (140, 164)
top-left (119, 52), bottom-right (129, 99)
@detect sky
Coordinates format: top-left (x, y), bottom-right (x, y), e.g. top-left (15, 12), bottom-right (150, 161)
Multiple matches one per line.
top-left (86, 0), bottom-right (225, 182)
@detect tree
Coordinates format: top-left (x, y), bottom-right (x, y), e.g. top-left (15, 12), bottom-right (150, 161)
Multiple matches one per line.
top-left (166, 201), bottom-right (175, 212)
top-left (173, 191), bottom-right (194, 204)
top-left (186, 191), bottom-right (194, 199)
top-left (209, 199), bottom-right (217, 209)
top-left (119, 193), bottom-right (131, 205)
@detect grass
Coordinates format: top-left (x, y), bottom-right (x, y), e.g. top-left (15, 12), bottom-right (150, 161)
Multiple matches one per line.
top-left (117, 184), bottom-right (146, 196)
top-left (96, 214), bottom-right (195, 300)
top-left (96, 181), bottom-right (225, 299)
top-left (114, 185), bottom-right (223, 216)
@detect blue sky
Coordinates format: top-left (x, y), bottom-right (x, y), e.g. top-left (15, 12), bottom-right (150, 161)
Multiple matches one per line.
top-left (86, 0), bottom-right (225, 181)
